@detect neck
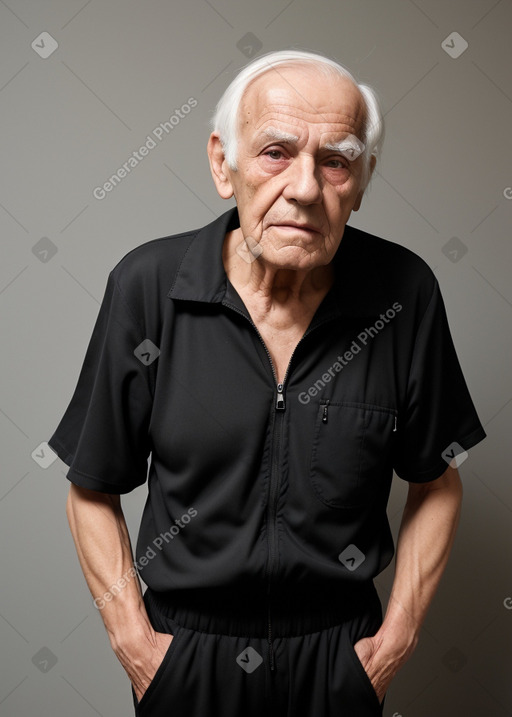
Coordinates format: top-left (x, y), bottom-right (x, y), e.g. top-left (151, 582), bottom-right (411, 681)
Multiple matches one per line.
top-left (223, 228), bottom-right (334, 308)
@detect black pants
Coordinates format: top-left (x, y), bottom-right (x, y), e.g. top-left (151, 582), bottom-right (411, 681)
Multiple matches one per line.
top-left (132, 586), bottom-right (384, 716)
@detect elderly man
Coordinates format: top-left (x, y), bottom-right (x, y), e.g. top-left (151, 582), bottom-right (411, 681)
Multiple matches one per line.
top-left (49, 50), bottom-right (486, 716)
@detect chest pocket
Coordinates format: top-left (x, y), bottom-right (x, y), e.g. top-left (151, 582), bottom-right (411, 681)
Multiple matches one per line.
top-left (309, 401), bottom-right (397, 509)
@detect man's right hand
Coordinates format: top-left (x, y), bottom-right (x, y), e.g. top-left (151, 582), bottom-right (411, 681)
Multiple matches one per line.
top-left (113, 628), bottom-right (174, 703)
top-left (65, 486), bottom-right (175, 703)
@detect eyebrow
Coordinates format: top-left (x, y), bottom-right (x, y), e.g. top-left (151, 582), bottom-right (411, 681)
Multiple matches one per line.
top-left (324, 135), bottom-right (365, 159)
top-left (257, 126), bottom-right (364, 158)
top-left (324, 140), bottom-right (358, 152)
top-left (259, 127), bottom-right (300, 143)
top-left (324, 141), bottom-right (350, 151)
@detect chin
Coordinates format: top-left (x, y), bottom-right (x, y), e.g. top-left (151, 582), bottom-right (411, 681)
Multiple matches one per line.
top-left (264, 245), bottom-right (327, 270)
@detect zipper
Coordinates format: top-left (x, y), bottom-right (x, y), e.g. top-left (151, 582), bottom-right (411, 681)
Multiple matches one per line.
top-left (266, 381), bottom-right (285, 672)
top-left (222, 299), bottom-right (338, 672)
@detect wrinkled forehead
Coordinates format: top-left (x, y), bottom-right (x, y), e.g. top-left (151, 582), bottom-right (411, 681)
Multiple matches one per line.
top-left (238, 64), bottom-right (366, 141)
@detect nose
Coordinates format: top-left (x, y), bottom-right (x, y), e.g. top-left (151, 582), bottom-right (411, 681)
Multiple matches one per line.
top-left (282, 154), bottom-right (323, 205)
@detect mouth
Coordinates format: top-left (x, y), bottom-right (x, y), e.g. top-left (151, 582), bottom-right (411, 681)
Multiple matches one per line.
top-left (272, 222), bottom-right (321, 234)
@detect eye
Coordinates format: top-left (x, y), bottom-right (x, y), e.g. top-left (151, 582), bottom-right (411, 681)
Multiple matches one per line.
top-left (264, 148), bottom-right (285, 160)
top-left (325, 157), bottom-right (349, 169)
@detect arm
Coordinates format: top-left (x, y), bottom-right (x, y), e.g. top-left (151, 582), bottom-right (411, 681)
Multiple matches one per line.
top-left (66, 483), bottom-right (172, 701)
top-left (354, 464), bottom-right (463, 701)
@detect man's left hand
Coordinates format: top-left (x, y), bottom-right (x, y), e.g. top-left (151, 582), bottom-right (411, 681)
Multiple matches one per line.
top-left (353, 634), bottom-right (408, 703)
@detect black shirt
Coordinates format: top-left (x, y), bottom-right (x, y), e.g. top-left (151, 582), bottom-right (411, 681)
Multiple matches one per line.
top-left (48, 207), bottom-right (486, 604)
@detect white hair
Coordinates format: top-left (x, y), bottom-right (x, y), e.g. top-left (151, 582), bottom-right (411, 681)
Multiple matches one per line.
top-left (210, 49), bottom-right (384, 189)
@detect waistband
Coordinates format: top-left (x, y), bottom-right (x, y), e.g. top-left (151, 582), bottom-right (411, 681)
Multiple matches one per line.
top-left (144, 582), bottom-right (381, 638)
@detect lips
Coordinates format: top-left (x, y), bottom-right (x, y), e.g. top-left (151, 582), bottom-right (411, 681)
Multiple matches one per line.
top-left (272, 222), bottom-right (321, 233)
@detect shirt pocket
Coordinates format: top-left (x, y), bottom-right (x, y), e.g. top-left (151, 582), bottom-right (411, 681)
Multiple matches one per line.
top-left (309, 401), bottom-right (397, 509)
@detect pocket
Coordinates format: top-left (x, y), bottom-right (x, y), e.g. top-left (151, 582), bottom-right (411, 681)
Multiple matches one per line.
top-left (135, 626), bottom-right (183, 713)
top-left (309, 401), bottom-right (397, 509)
top-left (344, 633), bottom-right (382, 710)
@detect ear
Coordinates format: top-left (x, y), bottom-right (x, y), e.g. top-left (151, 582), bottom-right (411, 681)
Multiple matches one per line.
top-left (207, 133), bottom-right (235, 199)
top-left (352, 154), bottom-right (376, 212)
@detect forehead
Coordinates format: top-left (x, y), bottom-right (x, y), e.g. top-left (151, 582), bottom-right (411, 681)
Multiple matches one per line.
top-left (239, 65), bottom-right (365, 139)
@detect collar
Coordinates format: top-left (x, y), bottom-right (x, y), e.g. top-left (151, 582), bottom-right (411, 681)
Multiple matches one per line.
top-left (167, 206), bottom-right (388, 318)
top-left (167, 206), bottom-right (239, 303)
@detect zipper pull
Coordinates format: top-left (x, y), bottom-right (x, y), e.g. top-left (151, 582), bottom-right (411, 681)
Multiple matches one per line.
top-left (322, 400), bottom-right (330, 424)
top-left (393, 414), bottom-right (397, 432)
top-left (276, 383), bottom-right (285, 411)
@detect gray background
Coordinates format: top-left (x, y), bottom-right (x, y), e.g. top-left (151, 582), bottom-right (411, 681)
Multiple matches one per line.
top-left (0, 0), bottom-right (510, 715)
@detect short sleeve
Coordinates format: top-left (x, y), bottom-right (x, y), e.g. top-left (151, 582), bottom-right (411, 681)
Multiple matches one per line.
top-left (393, 278), bottom-right (486, 482)
top-left (48, 271), bottom-right (153, 494)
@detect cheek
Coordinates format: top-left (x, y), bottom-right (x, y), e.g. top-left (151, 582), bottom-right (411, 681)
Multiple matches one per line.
top-left (236, 182), bottom-right (277, 233)
top-left (325, 167), bottom-right (360, 190)
top-left (327, 173), bottom-right (363, 206)
top-left (245, 182), bottom-right (257, 200)
top-left (244, 176), bottom-right (284, 214)
top-left (322, 167), bottom-right (352, 185)
top-left (322, 191), bottom-right (357, 227)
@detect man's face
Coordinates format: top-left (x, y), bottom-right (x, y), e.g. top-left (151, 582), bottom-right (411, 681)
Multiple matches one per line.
top-left (215, 65), bottom-right (371, 271)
